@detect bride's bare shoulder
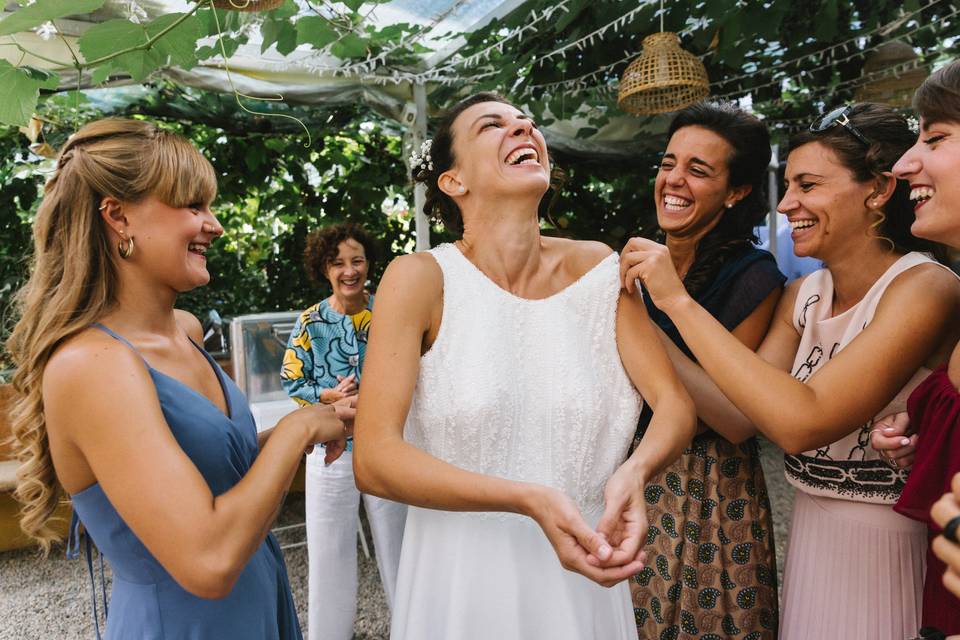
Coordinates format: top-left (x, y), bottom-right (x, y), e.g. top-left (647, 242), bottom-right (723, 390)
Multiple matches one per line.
top-left (543, 237), bottom-right (614, 277)
top-left (377, 251), bottom-right (443, 301)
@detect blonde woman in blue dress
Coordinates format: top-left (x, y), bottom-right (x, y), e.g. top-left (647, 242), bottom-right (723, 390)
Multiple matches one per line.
top-left (353, 93), bottom-right (697, 640)
top-left (6, 119), bottom-right (346, 639)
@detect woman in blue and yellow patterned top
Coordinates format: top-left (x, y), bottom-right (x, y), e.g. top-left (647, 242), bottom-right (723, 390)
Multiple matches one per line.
top-left (281, 223), bottom-right (406, 640)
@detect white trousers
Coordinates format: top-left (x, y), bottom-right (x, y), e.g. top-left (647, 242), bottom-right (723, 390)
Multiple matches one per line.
top-left (305, 450), bottom-right (407, 640)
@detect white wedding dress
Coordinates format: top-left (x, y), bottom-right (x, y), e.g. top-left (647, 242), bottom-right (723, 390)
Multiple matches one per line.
top-left (390, 243), bottom-right (643, 640)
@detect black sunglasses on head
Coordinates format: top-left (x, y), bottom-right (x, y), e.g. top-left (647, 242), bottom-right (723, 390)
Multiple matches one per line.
top-left (809, 105), bottom-right (871, 147)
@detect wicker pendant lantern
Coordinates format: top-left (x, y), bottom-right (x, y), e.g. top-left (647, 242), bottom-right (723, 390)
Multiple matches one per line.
top-left (618, 31), bottom-right (710, 115)
top-left (211, 0), bottom-right (285, 11)
top-left (854, 41), bottom-right (929, 107)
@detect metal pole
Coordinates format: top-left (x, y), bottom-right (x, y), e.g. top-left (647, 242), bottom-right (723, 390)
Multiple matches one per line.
top-left (412, 83), bottom-right (430, 251)
top-left (767, 143), bottom-right (779, 259)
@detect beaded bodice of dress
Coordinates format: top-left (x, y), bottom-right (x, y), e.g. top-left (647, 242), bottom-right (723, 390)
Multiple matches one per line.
top-left (403, 243), bottom-right (643, 517)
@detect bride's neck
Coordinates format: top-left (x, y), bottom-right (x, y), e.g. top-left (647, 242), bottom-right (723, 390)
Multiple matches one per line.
top-left (458, 203), bottom-right (542, 283)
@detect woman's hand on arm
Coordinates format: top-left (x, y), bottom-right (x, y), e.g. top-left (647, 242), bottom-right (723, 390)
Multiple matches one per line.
top-left (353, 254), bottom-right (633, 585)
top-left (627, 243), bottom-right (960, 453)
top-left (46, 339), bottom-right (344, 599)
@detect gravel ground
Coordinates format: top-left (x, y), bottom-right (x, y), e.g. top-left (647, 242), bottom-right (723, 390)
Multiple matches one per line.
top-left (0, 440), bottom-right (793, 640)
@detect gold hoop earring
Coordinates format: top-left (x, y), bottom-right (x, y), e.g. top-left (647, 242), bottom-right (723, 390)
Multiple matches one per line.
top-left (118, 234), bottom-right (135, 259)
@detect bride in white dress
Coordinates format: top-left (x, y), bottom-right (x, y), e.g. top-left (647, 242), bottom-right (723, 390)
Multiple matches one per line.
top-left (354, 93), bottom-right (696, 640)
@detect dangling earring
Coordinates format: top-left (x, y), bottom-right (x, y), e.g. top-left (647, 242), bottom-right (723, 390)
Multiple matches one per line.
top-left (118, 232), bottom-right (135, 259)
top-left (725, 202), bottom-right (734, 209)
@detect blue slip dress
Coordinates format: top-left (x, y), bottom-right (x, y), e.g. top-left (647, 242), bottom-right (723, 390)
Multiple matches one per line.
top-left (67, 324), bottom-right (302, 640)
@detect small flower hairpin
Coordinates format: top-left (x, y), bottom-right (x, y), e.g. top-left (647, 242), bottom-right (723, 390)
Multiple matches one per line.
top-left (906, 115), bottom-right (920, 134)
top-left (409, 139), bottom-right (433, 175)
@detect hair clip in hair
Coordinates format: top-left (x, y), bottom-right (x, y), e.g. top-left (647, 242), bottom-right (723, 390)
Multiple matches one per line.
top-left (409, 139), bottom-right (433, 174)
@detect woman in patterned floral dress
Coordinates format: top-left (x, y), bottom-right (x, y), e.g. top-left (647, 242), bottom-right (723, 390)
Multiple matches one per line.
top-left (628, 102), bottom-right (784, 640)
top-left (281, 223), bottom-right (407, 640)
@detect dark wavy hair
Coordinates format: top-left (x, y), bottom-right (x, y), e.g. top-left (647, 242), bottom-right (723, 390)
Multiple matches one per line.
top-left (913, 60), bottom-right (960, 125)
top-left (411, 92), bottom-right (564, 235)
top-left (303, 223), bottom-right (378, 288)
top-left (663, 101), bottom-right (772, 297)
top-left (789, 102), bottom-right (943, 258)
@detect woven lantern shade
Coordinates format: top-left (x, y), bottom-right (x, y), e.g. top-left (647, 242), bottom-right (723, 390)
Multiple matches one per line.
top-left (854, 41), bottom-right (928, 107)
top-left (211, 0), bottom-right (285, 11)
top-left (618, 32), bottom-right (710, 115)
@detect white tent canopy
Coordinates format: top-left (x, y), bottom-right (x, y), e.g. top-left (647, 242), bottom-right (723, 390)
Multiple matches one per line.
top-left (1, 0), bottom-right (667, 158)
top-left (0, 0), bottom-right (669, 248)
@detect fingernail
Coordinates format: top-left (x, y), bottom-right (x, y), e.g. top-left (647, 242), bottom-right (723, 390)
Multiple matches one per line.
top-left (598, 544), bottom-right (611, 559)
top-left (884, 427), bottom-right (895, 433)
top-left (901, 438), bottom-right (911, 446)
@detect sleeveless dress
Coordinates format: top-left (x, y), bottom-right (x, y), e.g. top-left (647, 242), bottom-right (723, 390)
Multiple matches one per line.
top-left (896, 366), bottom-right (960, 634)
top-left (68, 324), bottom-right (302, 640)
top-left (632, 248), bottom-right (784, 640)
top-left (390, 243), bottom-right (643, 640)
top-left (779, 252), bottom-right (951, 640)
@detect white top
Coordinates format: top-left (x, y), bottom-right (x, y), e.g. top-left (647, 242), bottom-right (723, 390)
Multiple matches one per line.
top-left (403, 242), bottom-right (643, 517)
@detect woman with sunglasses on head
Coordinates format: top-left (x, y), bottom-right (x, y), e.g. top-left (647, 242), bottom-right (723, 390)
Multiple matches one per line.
top-left (5, 119), bottom-right (348, 639)
top-left (628, 102), bottom-right (784, 640)
top-left (620, 103), bottom-right (960, 639)
top-left (886, 60), bottom-right (960, 636)
top-left (353, 92), bottom-right (696, 640)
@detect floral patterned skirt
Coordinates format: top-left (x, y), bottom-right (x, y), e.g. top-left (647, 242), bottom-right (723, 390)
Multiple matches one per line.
top-left (630, 432), bottom-right (779, 640)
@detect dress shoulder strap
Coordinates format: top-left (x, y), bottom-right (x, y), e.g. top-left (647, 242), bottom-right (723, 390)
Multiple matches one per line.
top-left (89, 323), bottom-right (148, 364)
top-left (858, 252), bottom-right (954, 323)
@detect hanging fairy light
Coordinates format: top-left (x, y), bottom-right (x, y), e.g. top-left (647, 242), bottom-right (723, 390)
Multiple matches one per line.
top-left (617, 0), bottom-right (709, 115)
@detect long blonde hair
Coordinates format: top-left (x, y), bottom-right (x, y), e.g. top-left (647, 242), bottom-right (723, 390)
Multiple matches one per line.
top-left (5, 118), bottom-right (216, 551)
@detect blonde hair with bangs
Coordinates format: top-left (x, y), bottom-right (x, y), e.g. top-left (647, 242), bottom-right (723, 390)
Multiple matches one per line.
top-left (5, 118), bottom-right (216, 551)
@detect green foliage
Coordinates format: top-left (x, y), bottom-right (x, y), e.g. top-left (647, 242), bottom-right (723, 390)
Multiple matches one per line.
top-left (79, 13), bottom-right (202, 83)
top-left (0, 0), bottom-right (106, 36)
top-left (0, 61), bottom-right (58, 126)
top-left (0, 86), bottom-right (420, 367)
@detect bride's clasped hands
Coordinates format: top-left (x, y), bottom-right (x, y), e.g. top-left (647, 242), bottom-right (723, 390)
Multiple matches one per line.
top-left (528, 468), bottom-right (650, 588)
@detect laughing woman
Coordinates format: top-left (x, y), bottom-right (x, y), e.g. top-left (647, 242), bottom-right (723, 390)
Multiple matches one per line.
top-left (629, 102), bottom-right (784, 640)
top-left (281, 223), bottom-right (406, 640)
top-left (621, 103), bottom-right (960, 639)
top-left (890, 60), bottom-right (960, 635)
top-left (6, 119), bottom-right (346, 639)
top-left (353, 92), bottom-right (696, 640)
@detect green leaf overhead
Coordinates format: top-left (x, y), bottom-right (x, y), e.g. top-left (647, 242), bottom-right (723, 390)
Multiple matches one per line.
top-left (330, 33), bottom-right (367, 59)
top-left (78, 19), bottom-right (147, 62)
top-left (148, 14), bottom-right (203, 70)
top-left (78, 14), bottom-right (202, 81)
top-left (296, 16), bottom-right (339, 49)
top-left (0, 60), bottom-right (58, 126)
top-left (261, 18), bottom-right (298, 55)
top-left (0, 0), bottom-right (106, 36)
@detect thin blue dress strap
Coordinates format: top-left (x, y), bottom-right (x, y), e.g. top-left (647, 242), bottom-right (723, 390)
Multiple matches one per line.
top-left (89, 323), bottom-right (147, 363)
